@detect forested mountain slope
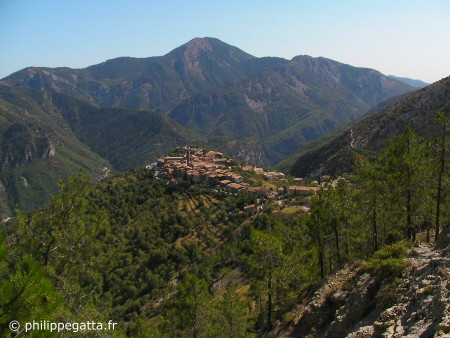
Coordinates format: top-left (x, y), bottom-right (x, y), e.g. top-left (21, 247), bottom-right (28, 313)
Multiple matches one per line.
top-left (2, 38), bottom-right (416, 167)
top-left (0, 85), bottom-right (110, 217)
top-left (291, 75), bottom-right (450, 177)
top-left (0, 85), bottom-right (202, 216)
top-left (3, 129), bottom-right (448, 336)
top-left (169, 55), bottom-right (416, 163)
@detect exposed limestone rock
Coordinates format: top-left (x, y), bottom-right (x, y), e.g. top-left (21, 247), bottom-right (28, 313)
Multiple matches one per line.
top-left (1, 123), bottom-right (55, 169)
top-left (244, 94), bottom-right (266, 113)
top-left (271, 243), bottom-right (450, 337)
top-left (329, 290), bottom-right (350, 305)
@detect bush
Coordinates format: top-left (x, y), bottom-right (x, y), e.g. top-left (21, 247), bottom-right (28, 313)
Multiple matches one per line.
top-left (376, 278), bottom-right (406, 308)
top-left (365, 243), bottom-right (409, 278)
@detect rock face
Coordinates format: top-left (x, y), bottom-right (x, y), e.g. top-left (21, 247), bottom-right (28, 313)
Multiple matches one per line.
top-left (272, 243), bottom-right (450, 337)
top-left (1, 123), bottom-right (55, 169)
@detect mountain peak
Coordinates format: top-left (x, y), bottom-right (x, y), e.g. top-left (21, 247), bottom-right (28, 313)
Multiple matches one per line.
top-left (183, 37), bottom-right (214, 56)
top-left (168, 37), bottom-right (255, 61)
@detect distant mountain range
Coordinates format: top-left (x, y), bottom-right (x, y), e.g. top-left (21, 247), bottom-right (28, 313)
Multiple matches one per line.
top-left (388, 75), bottom-right (429, 88)
top-left (3, 38), bottom-right (280, 112)
top-left (0, 37), bottom-right (425, 215)
top-left (2, 38), bottom-right (417, 164)
top-left (291, 75), bottom-right (450, 178)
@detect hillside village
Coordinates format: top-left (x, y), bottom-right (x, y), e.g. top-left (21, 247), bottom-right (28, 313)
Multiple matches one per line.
top-left (153, 146), bottom-right (326, 200)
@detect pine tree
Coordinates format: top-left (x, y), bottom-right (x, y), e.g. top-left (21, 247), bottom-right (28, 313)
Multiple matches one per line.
top-left (215, 283), bottom-right (252, 338)
top-left (433, 112), bottom-right (449, 241)
top-left (247, 228), bottom-right (285, 331)
top-left (0, 237), bottom-right (59, 333)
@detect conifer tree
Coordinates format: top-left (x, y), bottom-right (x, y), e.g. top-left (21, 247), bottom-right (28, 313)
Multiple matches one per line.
top-left (0, 237), bottom-right (59, 333)
top-left (433, 112), bottom-right (449, 241)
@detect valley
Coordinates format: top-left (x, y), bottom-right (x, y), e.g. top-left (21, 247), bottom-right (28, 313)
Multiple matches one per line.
top-left (0, 35), bottom-right (449, 338)
top-left (0, 38), bottom-right (421, 217)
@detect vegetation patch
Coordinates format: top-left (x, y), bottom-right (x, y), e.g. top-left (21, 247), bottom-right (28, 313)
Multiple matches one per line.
top-left (365, 243), bottom-right (409, 278)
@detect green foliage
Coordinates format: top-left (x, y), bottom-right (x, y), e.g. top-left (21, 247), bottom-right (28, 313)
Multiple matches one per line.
top-left (162, 273), bottom-right (214, 337)
top-left (291, 78), bottom-right (449, 178)
top-left (365, 243), bottom-right (409, 278)
top-left (0, 85), bottom-right (110, 216)
top-left (1, 118), bottom-right (447, 334)
top-left (0, 237), bottom-right (59, 334)
top-left (376, 278), bottom-right (407, 308)
top-left (213, 284), bottom-right (253, 338)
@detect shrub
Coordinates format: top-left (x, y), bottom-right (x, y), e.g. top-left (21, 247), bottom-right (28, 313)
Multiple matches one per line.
top-left (376, 278), bottom-right (406, 308)
top-left (365, 243), bottom-right (409, 278)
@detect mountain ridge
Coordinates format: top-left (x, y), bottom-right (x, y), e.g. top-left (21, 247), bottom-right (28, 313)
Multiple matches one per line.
top-left (291, 75), bottom-right (450, 177)
top-left (168, 53), bottom-right (416, 164)
top-left (388, 75), bottom-right (429, 88)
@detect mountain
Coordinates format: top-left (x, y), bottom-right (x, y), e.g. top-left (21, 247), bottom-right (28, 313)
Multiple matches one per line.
top-left (0, 85), bottom-right (110, 217)
top-left (2, 38), bottom-right (286, 113)
top-left (0, 84), bottom-right (203, 217)
top-left (48, 92), bottom-right (204, 171)
top-left (274, 91), bottom-right (415, 173)
top-left (389, 75), bottom-right (429, 88)
top-left (168, 55), bottom-right (417, 164)
top-left (291, 75), bottom-right (450, 177)
top-left (2, 38), bottom-right (417, 167)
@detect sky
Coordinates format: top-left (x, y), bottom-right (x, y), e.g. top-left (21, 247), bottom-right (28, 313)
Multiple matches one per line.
top-left (0, 0), bottom-right (449, 83)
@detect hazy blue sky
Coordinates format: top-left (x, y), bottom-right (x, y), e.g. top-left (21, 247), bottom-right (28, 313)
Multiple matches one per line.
top-left (1, 0), bottom-right (449, 83)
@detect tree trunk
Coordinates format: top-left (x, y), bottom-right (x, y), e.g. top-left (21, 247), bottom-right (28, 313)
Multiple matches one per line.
top-left (318, 248), bottom-right (324, 279)
top-left (435, 127), bottom-right (445, 242)
top-left (43, 238), bottom-right (55, 266)
top-left (373, 207), bottom-right (379, 252)
top-left (333, 221), bottom-right (341, 264)
top-left (267, 271), bottom-right (273, 331)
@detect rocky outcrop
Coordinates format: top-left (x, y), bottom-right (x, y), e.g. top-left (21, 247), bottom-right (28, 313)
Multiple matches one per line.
top-left (272, 242), bottom-right (450, 337)
top-left (1, 123), bottom-right (55, 169)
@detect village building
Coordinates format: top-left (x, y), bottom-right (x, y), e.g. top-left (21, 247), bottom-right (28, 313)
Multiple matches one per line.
top-left (227, 183), bottom-right (244, 192)
top-left (293, 177), bottom-right (304, 185)
top-left (156, 146), bottom-right (296, 200)
top-left (219, 179), bottom-right (232, 187)
top-left (288, 185), bottom-right (319, 196)
top-left (164, 156), bottom-right (185, 163)
top-left (253, 167), bottom-right (265, 175)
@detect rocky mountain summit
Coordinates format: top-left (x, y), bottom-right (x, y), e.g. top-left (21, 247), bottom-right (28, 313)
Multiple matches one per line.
top-left (271, 228), bottom-right (450, 337)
